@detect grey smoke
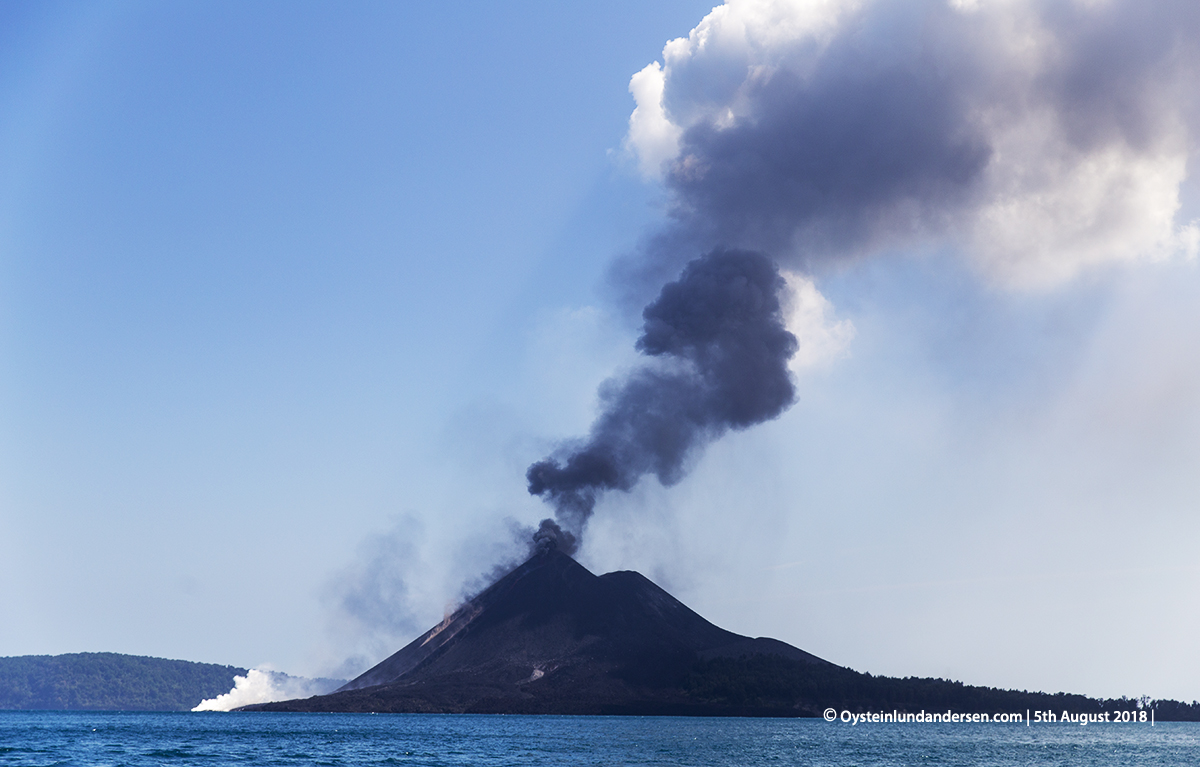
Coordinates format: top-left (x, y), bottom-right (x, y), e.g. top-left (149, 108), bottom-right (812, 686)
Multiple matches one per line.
top-left (624, 0), bottom-right (1200, 293)
top-left (326, 516), bottom-right (425, 664)
top-left (527, 249), bottom-right (798, 550)
top-left (527, 0), bottom-right (1200, 549)
top-left (530, 518), bottom-right (577, 555)
top-left (665, 64), bottom-right (991, 264)
top-left (328, 515), bottom-right (553, 673)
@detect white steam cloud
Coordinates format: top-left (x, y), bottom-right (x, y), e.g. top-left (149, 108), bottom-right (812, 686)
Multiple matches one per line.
top-left (192, 669), bottom-right (344, 712)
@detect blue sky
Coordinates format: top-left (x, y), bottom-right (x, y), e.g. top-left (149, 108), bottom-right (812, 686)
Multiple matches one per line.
top-left (3, 0), bottom-right (1199, 702)
top-left (0, 0), bottom-right (714, 672)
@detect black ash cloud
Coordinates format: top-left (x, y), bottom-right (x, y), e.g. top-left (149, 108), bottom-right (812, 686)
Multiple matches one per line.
top-left (527, 0), bottom-right (1200, 550)
top-left (527, 249), bottom-right (797, 551)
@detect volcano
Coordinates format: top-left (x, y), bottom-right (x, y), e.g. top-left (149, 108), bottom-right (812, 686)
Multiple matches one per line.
top-left (247, 548), bottom-right (834, 715)
top-left (243, 548), bottom-right (1194, 717)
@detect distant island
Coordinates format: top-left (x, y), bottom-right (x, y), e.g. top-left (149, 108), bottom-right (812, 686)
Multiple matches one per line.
top-left (246, 549), bottom-right (1200, 720)
top-left (0, 653), bottom-right (246, 711)
top-left (0, 653), bottom-right (346, 712)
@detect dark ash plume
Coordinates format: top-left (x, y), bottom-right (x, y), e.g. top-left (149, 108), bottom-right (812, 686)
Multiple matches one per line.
top-left (530, 518), bottom-right (577, 556)
top-left (525, 0), bottom-right (1200, 556)
top-left (527, 249), bottom-right (798, 548)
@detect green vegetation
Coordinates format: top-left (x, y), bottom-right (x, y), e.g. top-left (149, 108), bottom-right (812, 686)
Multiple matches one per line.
top-left (0, 653), bottom-right (246, 711)
top-left (683, 655), bottom-right (1200, 721)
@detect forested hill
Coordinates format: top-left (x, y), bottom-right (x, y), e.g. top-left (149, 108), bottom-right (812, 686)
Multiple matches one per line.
top-left (0, 653), bottom-right (245, 711)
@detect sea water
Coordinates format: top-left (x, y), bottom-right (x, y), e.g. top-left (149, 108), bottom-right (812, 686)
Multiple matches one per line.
top-left (1, 712), bottom-right (1197, 766)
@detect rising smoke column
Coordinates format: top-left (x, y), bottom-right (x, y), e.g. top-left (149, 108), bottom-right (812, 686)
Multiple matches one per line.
top-left (528, 0), bottom-right (1200, 551)
top-left (527, 249), bottom-right (797, 551)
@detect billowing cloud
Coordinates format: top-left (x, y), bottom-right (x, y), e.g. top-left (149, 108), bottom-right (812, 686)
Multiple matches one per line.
top-left (526, 0), bottom-right (1199, 552)
top-left (626, 0), bottom-right (1200, 287)
top-left (527, 249), bottom-right (798, 545)
top-left (192, 669), bottom-right (342, 711)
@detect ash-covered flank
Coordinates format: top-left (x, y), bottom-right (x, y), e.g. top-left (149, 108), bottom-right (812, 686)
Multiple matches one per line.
top-left (245, 547), bottom-right (829, 715)
top-left (243, 548), bottom-right (1186, 717)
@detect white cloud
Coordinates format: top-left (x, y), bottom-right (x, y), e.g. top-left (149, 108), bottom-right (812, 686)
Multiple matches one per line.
top-left (192, 669), bottom-right (341, 711)
top-left (781, 270), bottom-right (855, 371)
top-left (624, 63), bottom-right (681, 178)
top-left (626, 0), bottom-right (854, 178)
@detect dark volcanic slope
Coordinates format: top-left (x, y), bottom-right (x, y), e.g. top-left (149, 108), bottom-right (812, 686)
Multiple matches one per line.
top-left (250, 549), bottom-right (830, 714)
top-left (245, 551), bottom-right (1200, 718)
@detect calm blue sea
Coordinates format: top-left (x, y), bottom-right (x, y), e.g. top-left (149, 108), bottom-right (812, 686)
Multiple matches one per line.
top-left (1, 712), bottom-right (1197, 766)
